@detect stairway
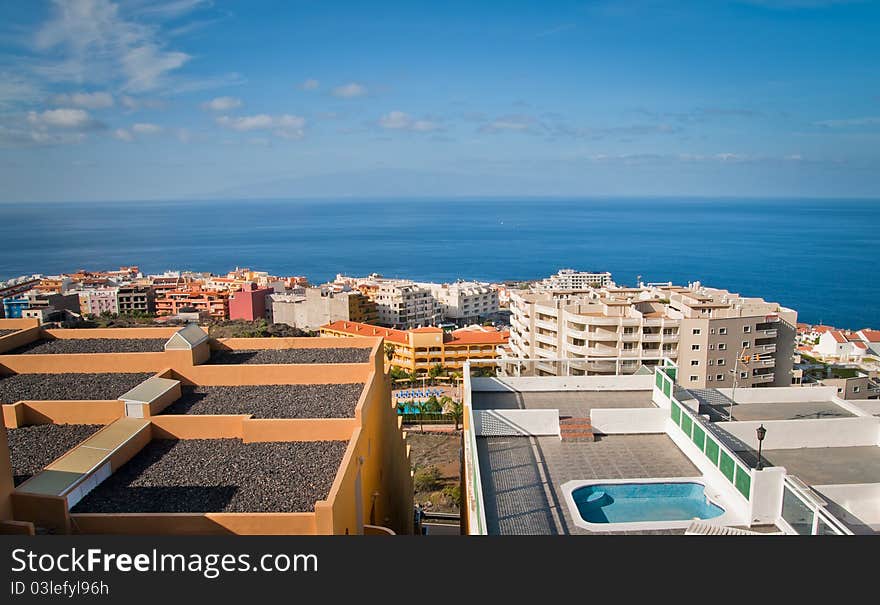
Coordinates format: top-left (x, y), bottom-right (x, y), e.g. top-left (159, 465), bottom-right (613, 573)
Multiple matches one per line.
top-left (559, 416), bottom-right (594, 442)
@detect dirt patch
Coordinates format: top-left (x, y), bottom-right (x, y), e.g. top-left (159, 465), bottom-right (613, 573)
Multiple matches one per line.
top-left (407, 431), bottom-right (462, 513)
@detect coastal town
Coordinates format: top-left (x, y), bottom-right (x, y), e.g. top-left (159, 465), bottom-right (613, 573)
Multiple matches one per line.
top-left (0, 264), bottom-right (878, 537)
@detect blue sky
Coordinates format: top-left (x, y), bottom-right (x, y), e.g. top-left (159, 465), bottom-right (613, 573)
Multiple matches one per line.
top-left (0, 0), bottom-right (878, 201)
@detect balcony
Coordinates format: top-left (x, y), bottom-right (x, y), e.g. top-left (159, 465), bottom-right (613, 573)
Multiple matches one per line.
top-left (752, 373), bottom-right (775, 383)
top-left (535, 332), bottom-right (556, 346)
top-left (619, 349), bottom-right (640, 357)
top-left (590, 330), bottom-right (619, 341)
top-left (534, 318), bottom-right (557, 331)
top-left (762, 329), bottom-right (778, 338)
top-left (662, 334), bottom-right (679, 342)
top-left (761, 344), bottom-right (777, 353)
top-left (641, 334), bottom-right (662, 342)
top-left (619, 333), bottom-right (640, 342)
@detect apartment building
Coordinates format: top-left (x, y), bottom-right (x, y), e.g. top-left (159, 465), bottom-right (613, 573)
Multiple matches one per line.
top-left (229, 282), bottom-right (273, 321)
top-left (506, 290), bottom-right (680, 376)
top-left (321, 320), bottom-right (508, 374)
top-left (271, 288), bottom-right (378, 331)
top-left (420, 281), bottom-right (499, 325)
top-left (77, 287), bottom-right (120, 316)
top-left (155, 286), bottom-right (231, 319)
top-left (374, 281), bottom-right (441, 329)
top-left (672, 285), bottom-right (798, 389)
top-left (535, 269), bottom-right (614, 291)
top-left (116, 285), bottom-right (156, 314)
top-left (505, 282), bottom-right (797, 387)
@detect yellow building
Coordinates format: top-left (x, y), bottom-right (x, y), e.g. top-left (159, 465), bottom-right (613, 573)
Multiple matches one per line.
top-left (320, 320), bottom-right (508, 374)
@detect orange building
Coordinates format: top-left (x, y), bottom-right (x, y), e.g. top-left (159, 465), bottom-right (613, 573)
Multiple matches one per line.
top-left (321, 320), bottom-right (508, 374)
top-left (155, 286), bottom-right (231, 319)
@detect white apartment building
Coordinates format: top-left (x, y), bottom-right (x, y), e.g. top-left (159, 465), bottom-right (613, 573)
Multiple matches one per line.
top-left (375, 281), bottom-right (441, 329)
top-left (534, 269), bottom-right (614, 291)
top-left (419, 280), bottom-right (499, 325)
top-left (505, 282), bottom-right (798, 387)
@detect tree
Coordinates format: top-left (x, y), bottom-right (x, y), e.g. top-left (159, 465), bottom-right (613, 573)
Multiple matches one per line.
top-left (442, 396), bottom-right (463, 430)
top-left (428, 363), bottom-right (445, 385)
top-left (422, 395), bottom-right (441, 414)
top-left (384, 342), bottom-right (395, 362)
top-left (410, 400), bottom-right (424, 432)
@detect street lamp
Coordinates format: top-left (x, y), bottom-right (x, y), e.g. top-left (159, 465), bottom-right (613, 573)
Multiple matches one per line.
top-left (755, 424), bottom-right (767, 470)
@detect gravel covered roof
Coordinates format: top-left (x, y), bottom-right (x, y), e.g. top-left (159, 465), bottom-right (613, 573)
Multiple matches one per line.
top-left (0, 329), bottom-right (19, 338)
top-left (208, 347), bottom-right (371, 365)
top-left (6, 424), bottom-right (103, 486)
top-left (0, 373), bottom-right (154, 403)
top-left (160, 383), bottom-right (364, 418)
top-left (5, 338), bottom-right (167, 355)
top-left (71, 438), bottom-right (348, 513)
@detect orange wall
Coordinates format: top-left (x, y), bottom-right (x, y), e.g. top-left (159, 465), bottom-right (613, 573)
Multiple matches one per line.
top-left (241, 418), bottom-right (356, 442)
top-left (43, 327), bottom-right (180, 340)
top-left (0, 351), bottom-right (196, 374)
top-left (3, 401), bottom-right (124, 428)
top-left (0, 424), bottom-right (14, 520)
top-left (71, 512), bottom-right (318, 535)
top-left (0, 326), bottom-right (41, 356)
top-left (169, 363), bottom-right (370, 386)
top-left (150, 415), bottom-right (247, 439)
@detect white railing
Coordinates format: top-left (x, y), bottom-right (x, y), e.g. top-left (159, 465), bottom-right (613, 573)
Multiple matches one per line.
top-left (462, 365), bottom-right (488, 535)
top-left (780, 476), bottom-right (852, 535)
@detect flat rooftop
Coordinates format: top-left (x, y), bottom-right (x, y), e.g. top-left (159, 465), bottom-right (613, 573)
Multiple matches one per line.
top-left (0, 329), bottom-right (19, 338)
top-left (730, 401), bottom-right (854, 421)
top-left (208, 347), bottom-right (370, 365)
top-left (0, 372), bottom-right (154, 403)
top-left (6, 424), bottom-right (103, 486)
top-left (160, 383), bottom-right (364, 418)
top-left (71, 438), bottom-right (347, 513)
top-left (472, 390), bottom-right (654, 418)
top-left (477, 434), bottom-right (699, 535)
top-left (5, 338), bottom-right (167, 355)
top-left (738, 446), bottom-right (880, 486)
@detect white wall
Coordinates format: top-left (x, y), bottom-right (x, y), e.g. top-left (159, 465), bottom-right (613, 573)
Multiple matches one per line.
top-left (718, 417), bottom-right (880, 450)
top-left (749, 467), bottom-right (786, 525)
top-left (717, 386), bottom-right (838, 403)
top-left (814, 483), bottom-right (880, 531)
top-left (590, 408), bottom-right (668, 434)
top-left (473, 409), bottom-right (560, 437)
top-left (471, 374), bottom-right (653, 393)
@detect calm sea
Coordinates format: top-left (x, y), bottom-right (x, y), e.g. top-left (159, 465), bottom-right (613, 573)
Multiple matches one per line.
top-left (0, 198), bottom-right (875, 329)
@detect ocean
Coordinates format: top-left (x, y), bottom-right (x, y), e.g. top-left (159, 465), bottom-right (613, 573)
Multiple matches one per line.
top-left (0, 197), bottom-right (876, 329)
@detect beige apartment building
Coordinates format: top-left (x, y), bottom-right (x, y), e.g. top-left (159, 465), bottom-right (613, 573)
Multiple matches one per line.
top-left (504, 282), bottom-right (797, 388)
top-left (270, 288), bottom-right (378, 331)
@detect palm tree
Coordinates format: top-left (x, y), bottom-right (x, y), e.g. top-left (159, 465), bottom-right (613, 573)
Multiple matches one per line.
top-left (443, 396), bottom-right (463, 430)
top-left (384, 342), bottom-right (395, 363)
top-left (428, 363), bottom-right (445, 385)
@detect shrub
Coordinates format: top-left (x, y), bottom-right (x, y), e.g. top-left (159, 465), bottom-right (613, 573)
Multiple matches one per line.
top-left (413, 466), bottom-right (441, 492)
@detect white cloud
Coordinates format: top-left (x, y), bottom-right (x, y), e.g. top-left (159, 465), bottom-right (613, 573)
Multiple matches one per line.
top-left (216, 113), bottom-right (306, 139)
top-left (300, 79), bottom-right (320, 91)
top-left (332, 82), bottom-right (368, 98)
top-left (113, 128), bottom-right (133, 141)
top-left (480, 116), bottom-right (534, 132)
top-left (33, 0), bottom-right (192, 92)
top-left (378, 110), bottom-right (440, 132)
top-left (201, 96), bottom-right (242, 111)
top-left (132, 122), bottom-right (162, 134)
top-left (50, 91), bottom-right (114, 109)
top-left (27, 108), bottom-right (92, 128)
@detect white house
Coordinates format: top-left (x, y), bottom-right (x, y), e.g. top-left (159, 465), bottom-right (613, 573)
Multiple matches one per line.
top-left (855, 329), bottom-right (880, 357)
top-left (815, 330), bottom-right (867, 362)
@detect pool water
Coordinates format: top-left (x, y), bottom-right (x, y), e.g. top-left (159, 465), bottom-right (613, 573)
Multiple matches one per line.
top-left (572, 482), bottom-right (724, 524)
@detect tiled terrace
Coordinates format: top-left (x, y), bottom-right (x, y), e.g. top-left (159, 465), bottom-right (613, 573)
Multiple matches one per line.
top-left (477, 434), bottom-right (700, 535)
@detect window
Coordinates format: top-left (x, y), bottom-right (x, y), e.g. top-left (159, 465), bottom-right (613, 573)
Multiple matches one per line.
top-left (719, 328), bottom-right (728, 335)
top-left (716, 374), bottom-right (724, 381)
top-left (691, 344), bottom-right (700, 351)
top-left (691, 360), bottom-right (700, 366)
top-left (692, 328), bottom-right (701, 335)
top-left (740, 372), bottom-right (748, 379)
top-left (708, 359), bottom-right (715, 365)
top-left (854, 386), bottom-right (861, 393)
top-left (708, 344), bottom-right (715, 350)
top-left (710, 328), bottom-right (716, 334)
top-left (743, 326), bottom-right (751, 333)
top-left (707, 376), bottom-right (714, 382)
top-left (690, 375), bottom-right (699, 382)
top-left (718, 343), bottom-right (727, 350)
top-left (742, 341), bottom-right (750, 348)
top-left (717, 359), bottom-right (726, 366)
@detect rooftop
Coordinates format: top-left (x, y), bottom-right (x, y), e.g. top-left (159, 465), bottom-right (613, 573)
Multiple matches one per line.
top-left (478, 434), bottom-right (699, 535)
top-left (160, 383), bottom-right (364, 418)
top-left (208, 347), bottom-right (371, 365)
top-left (0, 372), bottom-right (154, 403)
top-left (4, 338), bottom-right (167, 355)
top-left (6, 424), bottom-right (103, 486)
top-left (70, 438), bottom-right (347, 513)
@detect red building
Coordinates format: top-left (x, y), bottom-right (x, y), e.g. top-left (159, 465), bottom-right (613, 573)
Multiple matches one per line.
top-left (229, 282), bottom-right (273, 321)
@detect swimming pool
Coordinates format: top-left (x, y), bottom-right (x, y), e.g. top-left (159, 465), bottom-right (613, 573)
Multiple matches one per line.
top-left (562, 478), bottom-right (730, 531)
